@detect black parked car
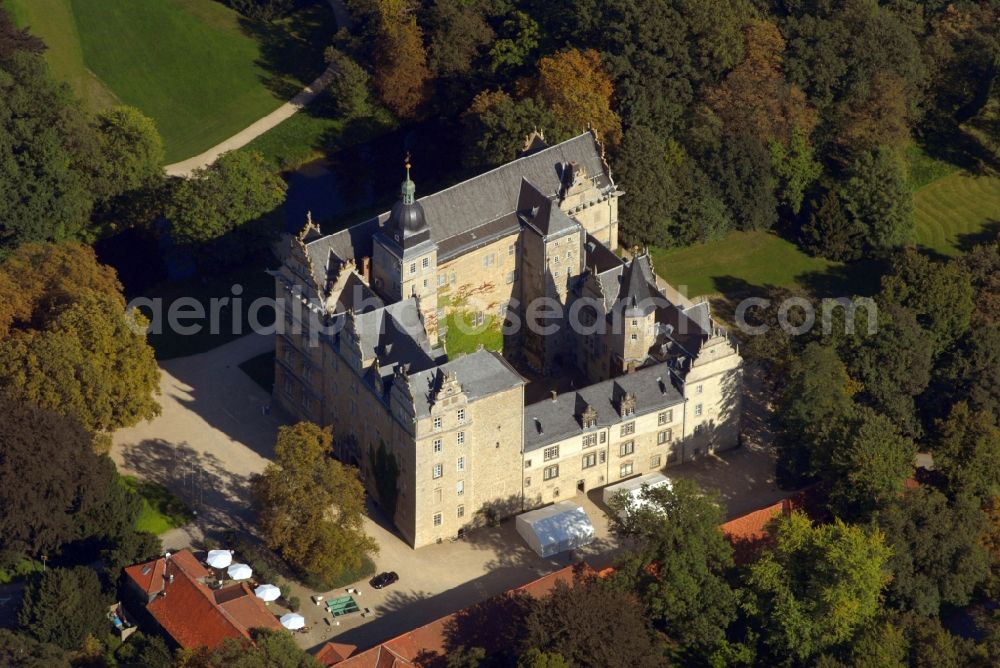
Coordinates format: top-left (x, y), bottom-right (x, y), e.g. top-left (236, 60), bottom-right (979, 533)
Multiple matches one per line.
top-left (369, 571), bottom-right (399, 589)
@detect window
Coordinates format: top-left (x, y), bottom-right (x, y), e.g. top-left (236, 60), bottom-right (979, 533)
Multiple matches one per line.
top-left (599, 450), bottom-right (607, 464)
top-left (457, 505), bottom-right (465, 518)
top-left (621, 422), bottom-right (635, 437)
top-left (544, 464), bottom-right (559, 481)
top-left (630, 333), bottom-right (637, 340)
top-left (505, 271), bottom-right (516, 285)
top-left (650, 455), bottom-right (662, 468)
top-left (658, 409), bottom-right (673, 425)
top-left (409, 262), bottom-right (417, 275)
top-left (283, 346), bottom-right (293, 363)
top-left (696, 384), bottom-right (704, 394)
top-left (302, 395), bottom-right (313, 412)
top-left (422, 279), bottom-right (428, 289)
top-left (524, 477), bottom-right (531, 487)
top-left (473, 311), bottom-right (485, 327)
top-left (599, 432), bottom-right (606, 444)
top-left (524, 459), bottom-right (532, 469)
top-left (432, 464), bottom-right (443, 479)
top-left (457, 456), bottom-right (465, 472)
top-left (422, 257), bottom-right (429, 269)
top-left (450, 272), bottom-right (457, 285)
top-left (457, 408), bottom-right (465, 424)
top-left (544, 445), bottom-right (560, 461)
top-left (620, 462), bottom-right (634, 478)
top-left (483, 253), bottom-right (495, 267)
top-left (433, 416), bottom-right (442, 430)
top-left (582, 452), bottom-right (597, 469)
top-left (631, 319), bottom-right (637, 326)
top-left (433, 513), bottom-right (442, 527)
top-left (433, 439), bottom-right (442, 453)
top-left (566, 250), bottom-right (573, 259)
top-left (554, 269), bottom-right (561, 278)
top-left (620, 441), bottom-right (634, 457)
top-left (508, 243), bottom-right (516, 256)
top-left (456, 480), bottom-right (464, 496)
top-left (457, 431), bottom-right (465, 445)
top-left (658, 429), bottom-right (671, 445)
top-left (438, 274), bottom-right (447, 286)
top-left (694, 404), bottom-right (703, 417)
top-left (282, 376), bottom-right (293, 397)
top-left (582, 434), bottom-right (598, 448)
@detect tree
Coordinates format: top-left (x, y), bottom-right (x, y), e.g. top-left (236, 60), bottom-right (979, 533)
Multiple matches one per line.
top-left (522, 578), bottom-right (667, 668)
top-left (879, 248), bottom-right (974, 358)
top-left (778, 342), bottom-right (856, 483)
top-left (800, 186), bottom-right (864, 261)
top-left (933, 403), bottom-right (1000, 500)
top-left (706, 19), bottom-right (817, 145)
top-left (517, 649), bottom-right (569, 668)
top-left (876, 488), bottom-right (991, 616)
top-left (167, 151), bottom-right (286, 245)
top-left (0, 52), bottom-right (97, 252)
top-left (424, 0), bottom-right (493, 78)
top-left (707, 134), bottom-right (778, 232)
top-left (607, 478), bottom-right (737, 655)
top-left (113, 631), bottom-right (173, 668)
top-left (180, 629), bottom-right (320, 668)
top-left (935, 325), bottom-right (1000, 426)
top-left (17, 567), bottom-right (107, 651)
top-left (323, 48), bottom-right (372, 119)
top-left (371, 4), bottom-right (431, 119)
top-left (842, 303), bottom-right (932, 438)
top-left (0, 8), bottom-right (44, 60)
top-left (488, 10), bottom-right (539, 76)
top-left (251, 423), bottom-right (377, 583)
top-left (841, 147), bottom-right (913, 251)
top-left (535, 49), bottom-right (622, 146)
top-left (460, 90), bottom-right (560, 168)
top-left (962, 240), bottom-right (1000, 327)
top-left (743, 512), bottom-right (891, 665)
top-left (0, 629), bottom-right (70, 668)
top-left (90, 106), bottom-right (164, 205)
top-left (895, 610), bottom-right (977, 668)
top-left (770, 125), bottom-right (821, 214)
top-left (825, 405), bottom-right (916, 520)
top-left (0, 397), bottom-right (117, 557)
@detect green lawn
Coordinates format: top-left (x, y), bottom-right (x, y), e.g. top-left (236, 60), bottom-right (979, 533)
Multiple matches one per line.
top-left (444, 311), bottom-right (504, 357)
top-left (913, 172), bottom-right (1000, 256)
top-left (6, 0), bottom-right (334, 163)
top-left (650, 231), bottom-right (840, 298)
top-left (120, 475), bottom-right (194, 535)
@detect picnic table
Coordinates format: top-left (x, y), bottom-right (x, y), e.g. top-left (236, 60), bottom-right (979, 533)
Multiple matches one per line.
top-left (325, 595), bottom-right (360, 617)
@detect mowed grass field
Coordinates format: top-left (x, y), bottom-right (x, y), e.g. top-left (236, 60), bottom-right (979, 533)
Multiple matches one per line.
top-left (913, 172), bottom-right (1000, 256)
top-left (650, 231), bottom-right (838, 298)
top-left (6, 0), bottom-right (329, 163)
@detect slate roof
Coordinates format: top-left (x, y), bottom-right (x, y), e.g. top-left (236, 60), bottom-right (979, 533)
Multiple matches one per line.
top-left (516, 178), bottom-right (578, 237)
top-left (407, 350), bottom-right (525, 419)
top-left (352, 299), bottom-right (435, 369)
top-left (305, 133), bottom-right (611, 287)
top-left (524, 364), bottom-right (684, 452)
top-left (620, 256), bottom-right (656, 317)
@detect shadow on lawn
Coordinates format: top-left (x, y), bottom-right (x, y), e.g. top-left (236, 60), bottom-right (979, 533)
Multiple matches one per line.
top-left (956, 219), bottom-right (1000, 253)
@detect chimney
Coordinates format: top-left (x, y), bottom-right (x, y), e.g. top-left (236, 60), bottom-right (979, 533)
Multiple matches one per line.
top-left (550, 390), bottom-right (557, 401)
top-left (361, 256), bottom-right (371, 281)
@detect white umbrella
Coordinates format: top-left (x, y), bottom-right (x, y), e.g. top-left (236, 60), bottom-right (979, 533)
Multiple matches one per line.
top-left (227, 563), bottom-right (253, 581)
top-left (254, 584), bottom-right (281, 602)
top-left (280, 612), bottom-right (305, 630)
top-left (206, 550), bottom-right (232, 569)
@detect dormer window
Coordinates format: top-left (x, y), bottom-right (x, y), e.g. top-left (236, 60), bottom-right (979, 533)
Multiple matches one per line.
top-left (620, 392), bottom-right (636, 417)
top-left (580, 405), bottom-right (598, 429)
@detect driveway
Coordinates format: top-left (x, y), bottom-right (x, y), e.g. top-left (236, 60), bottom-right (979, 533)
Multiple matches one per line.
top-left (112, 334), bottom-right (784, 654)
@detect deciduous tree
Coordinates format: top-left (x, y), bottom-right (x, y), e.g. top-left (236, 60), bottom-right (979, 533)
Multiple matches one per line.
top-left (534, 49), bottom-right (621, 146)
top-left (460, 90), bottom-right (560, 168)
top-left (91, 106), bottom-right (164, 204)
top-left (743, 513), bottom-right (891, 664)
top-left (933, 403), bottom-right (1000, 500)
top-left (167, 151), bottom-right (286, 245)
top-left (251, 423), bottom-right (377, 583)
top-left (371, 3), bottom-right (431, 119)
top-left (0, 629), bottom-right (70, 668)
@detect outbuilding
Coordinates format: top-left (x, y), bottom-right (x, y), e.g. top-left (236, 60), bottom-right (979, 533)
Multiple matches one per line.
top-left (601, 472), bottom-right (672, 510)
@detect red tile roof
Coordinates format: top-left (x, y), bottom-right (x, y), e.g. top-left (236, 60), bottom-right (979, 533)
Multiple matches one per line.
top-left (328, 564), bottom-right (581, 667)
top-left (124, 549), bottom-right (282, 650)
top-left (316, 642), bottom-right (359, 666)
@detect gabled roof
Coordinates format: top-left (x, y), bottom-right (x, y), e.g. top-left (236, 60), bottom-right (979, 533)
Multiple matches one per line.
top-left (124, 550), bottom-right (282, 650)
top-left (304, 133), bottom-right (612, 282)
top-left (516, 178), bottom-right (578, 237)
top-left (407, 350), bottom-right (525, 418)
top-left (524, 364), bottom-right (684, 451)
top-left (352, 299), bottom-right (435, 369)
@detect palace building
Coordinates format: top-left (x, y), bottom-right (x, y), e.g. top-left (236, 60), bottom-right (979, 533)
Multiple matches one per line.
top-left (274, 131), bottom-right (742, 548)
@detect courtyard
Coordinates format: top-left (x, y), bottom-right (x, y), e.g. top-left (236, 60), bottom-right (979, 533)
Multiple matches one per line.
top-left (112, 333), bottom-right (784, 653)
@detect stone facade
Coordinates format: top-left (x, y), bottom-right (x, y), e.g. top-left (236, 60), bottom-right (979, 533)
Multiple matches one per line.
top-left (273, 132), bottom-right (742, 548)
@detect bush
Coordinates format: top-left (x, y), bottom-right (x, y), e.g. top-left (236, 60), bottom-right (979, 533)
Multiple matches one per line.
top-left (287, 596), bottom-right (300, 612)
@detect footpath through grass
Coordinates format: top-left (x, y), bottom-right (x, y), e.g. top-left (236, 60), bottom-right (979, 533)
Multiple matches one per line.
top-left (121, 475), bottom-right (194, 535)
top-left (7, 0), bottom-right (334, 163)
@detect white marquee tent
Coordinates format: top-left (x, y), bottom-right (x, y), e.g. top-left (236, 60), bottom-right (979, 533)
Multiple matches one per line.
top-left (515, 501), bottom-right (595, 558)
top-left (601, 472), bottom-right (672, 510)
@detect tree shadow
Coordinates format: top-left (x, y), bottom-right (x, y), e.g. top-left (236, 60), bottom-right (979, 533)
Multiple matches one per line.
top-left (238, 4), bottom-right (339, 100)
top-left (918, 123), bottom-right (1000, 177)
top-left (955, 219), bottom-right (1000, 253)
top-left (119, 438), bottom-right (255, 534)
